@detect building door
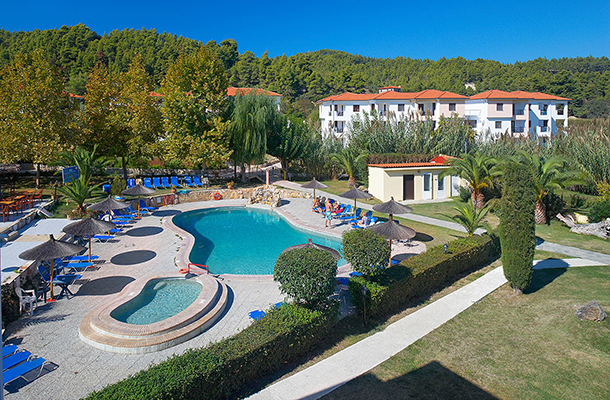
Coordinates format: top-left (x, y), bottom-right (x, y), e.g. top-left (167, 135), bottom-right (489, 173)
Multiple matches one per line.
top-left (436, 174), bottom-right (446, 199)
top-left (451, 176), bottom-right (460, 197)
top-left (423, 173), bottom-right (432, 200)
top-left (403, 175), bottom-right (414, 200)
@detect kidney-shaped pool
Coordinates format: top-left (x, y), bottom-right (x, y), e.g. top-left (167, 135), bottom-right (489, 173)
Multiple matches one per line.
top-left (173, 207), bottom-right (345, 275)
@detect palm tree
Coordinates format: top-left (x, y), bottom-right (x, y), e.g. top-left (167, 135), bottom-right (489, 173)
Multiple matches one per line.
top-left (441, 154), bottom-right (496, 209)
top-left (229, 94), bottom-right (278, 182)
top-left (58, 177), bottom-right (99, 215)
top-left (55, 145), bottom-right (110, 185)
top-left (447, 199), bottom-right (491, 236)
top-left (515, 151), bottom-right (588, 224)
top-left (331, 147), bottom-right (367, 188)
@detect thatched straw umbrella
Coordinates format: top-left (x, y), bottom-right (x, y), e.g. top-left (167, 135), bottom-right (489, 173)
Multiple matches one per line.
top-left (339, 187), bottom-right (373, 212)
top-left (122, 184), bottom-right (156, 218)
top-left (19, 235), bottom-right (86, 301)
top-left (367, 216), bottom-right (416, 268)
top-left (301, 178), bottom-right (328, 204)
top-left (281, 238), bottom-right (341, 261)
top-left (62, 218), bottom-right (116, 262)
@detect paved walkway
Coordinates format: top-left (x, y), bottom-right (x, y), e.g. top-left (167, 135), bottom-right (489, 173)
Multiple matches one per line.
top-left (274, 180), bottom-right (610, 263)
top-left (250, 258), bottom-right (605, 400)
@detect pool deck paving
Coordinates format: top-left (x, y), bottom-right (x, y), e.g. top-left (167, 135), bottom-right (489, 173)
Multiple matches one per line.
top-left (4, 199), bottom-right (286, 400)
top-left (249, 257), bottom-right (606, 400)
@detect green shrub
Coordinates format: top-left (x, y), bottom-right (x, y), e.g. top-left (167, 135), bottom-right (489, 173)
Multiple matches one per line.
top-left (458, 186), bottom-right (472, 202)
top-left (588, 198), bottom-right (610, 223)
top-left (274, 248), bottom-right (337, 309)
top-left (87, 304), bottom-right (336, 400)
top-left (348, 235), bottom-right (499, 318)
top-left (1, 284), bottom-right (20, 328)
top-left (342, 229), bottom-right (390, 277)
top-left (543, 191), bottom-right (566, 220)
top-left (110, 174), bottom-right (126, 197)
top-left (499, 162), bottom-right (536, 292)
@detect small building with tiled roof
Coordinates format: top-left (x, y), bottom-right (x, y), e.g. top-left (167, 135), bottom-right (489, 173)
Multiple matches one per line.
top-left (368, 154), bottom-right (466, 202)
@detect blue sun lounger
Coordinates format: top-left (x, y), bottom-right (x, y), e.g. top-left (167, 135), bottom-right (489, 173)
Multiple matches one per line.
top-left (248, 310), bottom-right (266, 321)
top-left (127, 178), bottom-right (136, 188)
top-left (69, 255), bottom-right (99, 262)
top-left (92, 235), bottom-right (113, 243)
top-left (139, 199), bottom-right (157, 212)
top-left (3, 357), bottom-right (48, 389)
top-left (161, 176), bottom-right (172, 188)
top-left (183, 176), bottom-right (194, 187)
top-left (152, 177), bottom-right (164, 189)
top-left (143, 178), bottom-right (154, 189)
top-left (3, 351), bottom-right (31, 371)
top-left (3, 344), bottom-right (17, 358)
top-left (170, 176), bottom-right (182, 187)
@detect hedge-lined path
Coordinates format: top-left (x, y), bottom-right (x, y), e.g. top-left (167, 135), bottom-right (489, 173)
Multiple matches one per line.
top-left (273, 180), bottom-right (610, 264)
top-left (250, 258), bottom-right (605, 400)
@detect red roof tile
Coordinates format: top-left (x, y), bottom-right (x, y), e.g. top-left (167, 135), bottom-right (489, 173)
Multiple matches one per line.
top-left (470, 89), bottom-right (570, 101)
top-left (368, 162), bottom-right (445, 168)
top-left (317, 89), bottom-right (466, 103)
top-left (227, 86), bottom-right (281, 97)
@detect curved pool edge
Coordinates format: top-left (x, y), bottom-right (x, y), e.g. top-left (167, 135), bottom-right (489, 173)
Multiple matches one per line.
top-left (164, 202), bottom-right (349, 281)
top-left (78, 272), bottom-right (229, 354)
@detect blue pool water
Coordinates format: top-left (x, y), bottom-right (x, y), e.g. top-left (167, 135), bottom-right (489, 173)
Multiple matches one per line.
top-left (172, 207), bottom-right (345, 275)
top-left (111, 278), bottom-right (202, 325)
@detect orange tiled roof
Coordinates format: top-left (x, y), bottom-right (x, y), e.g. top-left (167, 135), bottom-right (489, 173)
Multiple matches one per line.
top-left (369, 154), bottom-right (456, 168)
top-left (470, 89), bottom-right (570, 101)
top-left (66, 92), bottom-right (83, 99)
top-left (149, 91), bottom-right (164, 97)
top-left (227, 86), bottom-right (282, 97)
top-left (317, 89), bottom-right (466, 103)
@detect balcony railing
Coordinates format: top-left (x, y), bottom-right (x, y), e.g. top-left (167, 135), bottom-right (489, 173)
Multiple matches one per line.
top-left (336, 111), bottom-right (344, 117)
top-left (335, 127), bottom-right (344, 133)
top-left (540, 110), bottom-right (548, 116)
top-left (514, 109), bottom-right (525, 115)
top-left (540, 126), bottom-right (548, 132)
top-left (514, 126), bottom-right (525, 133)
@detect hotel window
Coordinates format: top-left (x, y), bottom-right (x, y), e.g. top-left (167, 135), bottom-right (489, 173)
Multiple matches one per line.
top-left (495, 121), bottom-right (502, 129)
top-left (437, 175), bottom-right (444, 191)
top-left (371, 104), bottom-right (375, 110)
top-left (557, 103), bottom-right (565, 114)
top-left (540, 104), bottom-right (548, 115)
top-left (496, 103), bottom-right (504, 111)
top-left (353, 104), bottom-right (360, 112)
top-left (398, 104), bottom-right (405, 111)
top-left (449, 103), bottom-right (456, 111)
top-left (418, 104), bottom-right (425, 113)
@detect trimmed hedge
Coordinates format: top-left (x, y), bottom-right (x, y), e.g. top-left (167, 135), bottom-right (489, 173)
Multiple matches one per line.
top-left (348, 235), bottom-right (499, 318)
top-left (1, 284), bottom-right (20, 328)
top-left (86, 304), bottom-right (336, 400)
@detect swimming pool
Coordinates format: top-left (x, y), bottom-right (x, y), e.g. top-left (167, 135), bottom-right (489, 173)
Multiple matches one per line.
top-left (172, 207), bottom-right (345, 275)
top-left (110, 278), bottom-right (202, 325)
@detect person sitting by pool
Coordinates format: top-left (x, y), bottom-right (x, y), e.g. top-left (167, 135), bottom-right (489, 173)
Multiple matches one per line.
top-left (312, 198), bottom-right (323, 213)
top-left (324, 199), bottom-right (333, 228)
top-left (358, 214), bottom-right (371, 227)
top-left (332, 202), bottom-right (344, 214)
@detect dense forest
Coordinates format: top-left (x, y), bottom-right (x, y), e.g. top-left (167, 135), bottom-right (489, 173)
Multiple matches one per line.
top-left (1, 24), bottom-right (609, 118)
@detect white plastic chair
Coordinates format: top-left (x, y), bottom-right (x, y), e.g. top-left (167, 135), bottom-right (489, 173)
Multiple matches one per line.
top-left (14, 280), bottom-right (37, 314)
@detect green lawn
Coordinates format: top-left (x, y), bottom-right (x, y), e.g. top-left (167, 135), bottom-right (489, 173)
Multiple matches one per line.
top-left (324, 266), bottom-right (610, 400)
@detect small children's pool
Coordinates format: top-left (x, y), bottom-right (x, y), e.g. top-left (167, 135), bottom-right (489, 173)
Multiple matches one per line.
top-left (110, 278), bottom-right (202, 325)
top-left (172, 207), bottom-right (345, 275)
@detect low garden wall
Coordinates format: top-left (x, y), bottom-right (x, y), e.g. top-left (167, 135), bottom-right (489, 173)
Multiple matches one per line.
top-left (349, 234), bottom-right (500, 318)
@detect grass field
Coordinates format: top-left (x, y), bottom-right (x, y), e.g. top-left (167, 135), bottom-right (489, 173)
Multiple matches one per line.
top-left (323, 266), bottom-right (610, 400)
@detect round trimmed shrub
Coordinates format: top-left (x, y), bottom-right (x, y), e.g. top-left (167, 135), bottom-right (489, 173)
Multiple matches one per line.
top-left (274, 248), bottom-right (337, 309)
top-left (342, 228), bottom-right (390, 278)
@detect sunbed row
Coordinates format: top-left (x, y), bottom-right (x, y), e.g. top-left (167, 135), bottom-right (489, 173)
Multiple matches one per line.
top-left (127, 176), bottom-right (209, 190)
top-left (3, 344), bottom-right (50, 391)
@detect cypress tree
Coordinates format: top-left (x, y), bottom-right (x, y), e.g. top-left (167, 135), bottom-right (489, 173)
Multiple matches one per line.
top-left (500, 162), bottom-right (536, 293)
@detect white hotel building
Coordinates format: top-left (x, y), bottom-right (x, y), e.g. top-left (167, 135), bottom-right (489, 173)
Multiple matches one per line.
top-left (317, 86), bottom-right (569, 141)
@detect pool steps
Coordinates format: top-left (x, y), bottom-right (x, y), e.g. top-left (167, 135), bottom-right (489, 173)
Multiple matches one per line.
top-left (79, 273), bottom-right (228, 354)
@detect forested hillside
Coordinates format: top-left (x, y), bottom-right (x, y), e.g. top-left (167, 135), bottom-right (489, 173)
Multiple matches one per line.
top-left (1, 24), bottom-right (609, 118)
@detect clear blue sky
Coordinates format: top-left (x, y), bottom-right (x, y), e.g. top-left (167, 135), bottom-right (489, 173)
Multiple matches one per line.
top-left (2, 0), bottom-right (609, 62)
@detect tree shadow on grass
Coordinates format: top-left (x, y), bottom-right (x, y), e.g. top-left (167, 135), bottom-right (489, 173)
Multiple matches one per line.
top-left (77, 276), bottom-right (135, 296)
top-left (525, 264), bottom-right (568, 294)
top-left (111, 250), bottom-right (156, 266)
top-left (322, 361), bottom-right (498, 399)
